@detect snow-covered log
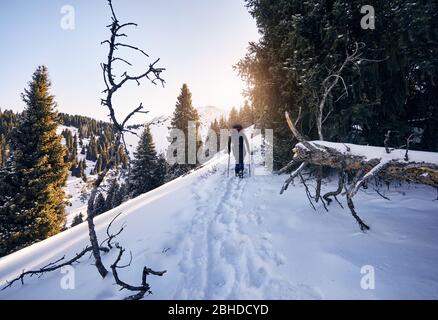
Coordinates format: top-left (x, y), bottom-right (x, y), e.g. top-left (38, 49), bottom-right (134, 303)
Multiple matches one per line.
top-left (283, 111), bottom-right (438, 231)
top-left (292, 141), bottom-right (438, 188)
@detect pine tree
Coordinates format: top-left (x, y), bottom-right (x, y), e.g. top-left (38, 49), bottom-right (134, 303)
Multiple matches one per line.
top-left (71, 213), bottom-right (84, 227)
top-left (129, 126), bottom-right (163, 197)
top-left (208, 119), bottom-right (221, 155)
top-left (168, 84), bottom-right (201, 176)
top-left (105, 179), bottom-right (120, 211)
top-left (0, 66), bottom-right (69, 256)
top-left (94, 155), bottom-right (103, 175)
top-left (240, 101), bottom-right (254, 128)
top-left (228, 107), bottom-right (239, 127)
top-left (72, 134), bottom-right (78, 160)
top-left (0, 134), bottom-right (6, 167)
top-left (219, 116), bottom-right (228, 130)
top-left (94, 193), bottom-right (106, 216)
top-left (80, 159), bottom-right (87, 182)
top-left (86, 136), bottom-right (98, 161)
top-left (72, 159), bottom-right (87, 181)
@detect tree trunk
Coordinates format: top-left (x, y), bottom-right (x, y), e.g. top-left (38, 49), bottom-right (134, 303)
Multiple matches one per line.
top-left (292, 142), bottom-right (438, 187)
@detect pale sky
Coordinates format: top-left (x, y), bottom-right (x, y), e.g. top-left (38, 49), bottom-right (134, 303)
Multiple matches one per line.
top-left (0, 0), bottom-right (259, 122)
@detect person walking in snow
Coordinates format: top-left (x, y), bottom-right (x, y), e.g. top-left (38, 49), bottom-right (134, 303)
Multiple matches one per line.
top-left (228, 124), bottom-right (250, 178)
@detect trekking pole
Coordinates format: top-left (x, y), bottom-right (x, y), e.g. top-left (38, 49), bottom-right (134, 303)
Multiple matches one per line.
top-left (249, 133), bottom-right (253, 177)
top-left (249, 157), bottom-right (251, 177)
top-left (248, 151), bottom-right (251, 177)
top-left (227, 152), bottom-right (230, 177)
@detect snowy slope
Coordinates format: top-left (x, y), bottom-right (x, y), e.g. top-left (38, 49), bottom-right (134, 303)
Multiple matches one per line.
top-left (197, 106), bottom-right (228, 138)
top-left (58, 125), bottom-right (121, 227)
top-left (1, 137), bottom-right (438, 299)
top-left (123, 115), bottom-right (172, 157)
top-left (58, 126), bottom-right (96, 226)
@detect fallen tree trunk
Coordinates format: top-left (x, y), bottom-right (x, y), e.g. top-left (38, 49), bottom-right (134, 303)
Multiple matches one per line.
top-left (282, 111), bottom-right (438, 231)
top-left (292, 141), bottom-right (438, 187)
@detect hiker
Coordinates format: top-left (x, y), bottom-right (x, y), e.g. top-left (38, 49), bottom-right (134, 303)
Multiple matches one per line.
top-left (228, 124), bottom-right (250, 178)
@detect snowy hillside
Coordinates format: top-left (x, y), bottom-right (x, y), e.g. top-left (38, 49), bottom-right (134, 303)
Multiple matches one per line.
top-left (58, 125), bottom-right (96, 227)
top-left (1, 133), bottom-right (438, 299)
top-left (58, 125), bottom-right (122, 228)
top-left (123, 115), bottom-right (172, 156)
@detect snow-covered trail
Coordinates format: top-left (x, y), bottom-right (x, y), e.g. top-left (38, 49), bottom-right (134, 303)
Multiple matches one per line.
top-left (1, 150), bottom-right (438, 299)
top-left (174, 166), bottom-right (319, 299)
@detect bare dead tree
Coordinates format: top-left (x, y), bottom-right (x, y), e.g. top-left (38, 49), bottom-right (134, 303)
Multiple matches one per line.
top-left (86, 0), bottom-right (165, 278)
top-left (315, 42), bottom-right (366, 141)
top-left (307, 43), bottom-right (370, 201)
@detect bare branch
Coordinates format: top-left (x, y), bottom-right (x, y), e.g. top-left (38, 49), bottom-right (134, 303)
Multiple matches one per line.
top-left (111, 57), bottom-right (132, 66)
top-left (110, 244), bottom-right (166, 300)
top-left (99, 212), bottom-right (126, 249)
top-left (114, 43), bottom-right (149, 57)
top-left (1, 246), bottom-right (109, 291)
top-left (277, 160), bottom-right (296, 175)
top-left (299, 174), bottom-right (316, 211)
top-left (121, 103), bottom-right (149, 129)
top-left (280, 162), bottom-right (307, 194)
top-left (323, 171), bottom-right (345, 208)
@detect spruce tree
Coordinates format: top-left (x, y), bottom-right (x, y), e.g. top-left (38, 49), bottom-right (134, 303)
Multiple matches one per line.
top-left (0, 134), bottom-right (6, 167)
top-left (105, 179), bottom-right (120, 211)
top-left (71, 213), bottom-right (84, 227)
top-left (228, 107), bottom-right (239, 127)
top-left (0, 66), bottom-right (68, 256)
top-left (219, 116), bottom-right (228, 129)
top-left (80, 159), bottom-right (87, 182)
top-left (94, 155), bottom-right (103, 175)
top-left (72, 159), bottom-right (87, 181)
top-left (86, 136), bottom-right (98, 161)
top-left (240, 101), bottom-right (254, 128)
top-left (168, 84), bottom-right (201, 176)
top-left (209, 119), bottom-right (221, 152)
top-left (129, 126), bottom-right (163, 197)
top-left (94, 193), bottom-right (106, 216)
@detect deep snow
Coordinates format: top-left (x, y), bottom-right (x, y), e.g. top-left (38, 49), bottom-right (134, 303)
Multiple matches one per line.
top-left (0, 145), bottom-right (437, 299)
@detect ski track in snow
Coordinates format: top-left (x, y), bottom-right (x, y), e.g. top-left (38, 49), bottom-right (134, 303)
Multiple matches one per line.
top-left (174, 166), bottom-right (320, 299)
